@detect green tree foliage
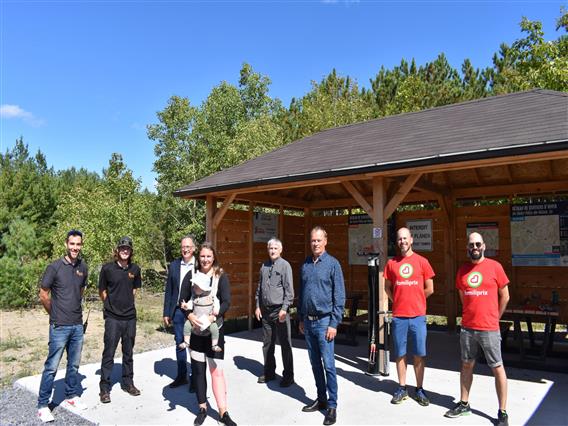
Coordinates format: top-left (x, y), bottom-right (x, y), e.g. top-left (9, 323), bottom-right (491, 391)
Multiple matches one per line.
top-left (0, 138), bottom-right (59, 257)
top-left (0, 219), bottom-right (48, 307)
top-left (491, 11), bottom-right (568, 93)
top-left (148, 63), bottom-right (286, 256)
top-left (50, 153), bottom-right (161, 269)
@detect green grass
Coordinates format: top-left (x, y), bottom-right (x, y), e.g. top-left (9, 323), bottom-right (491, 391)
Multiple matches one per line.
top-left (0, 335), bottom-right (26, 351)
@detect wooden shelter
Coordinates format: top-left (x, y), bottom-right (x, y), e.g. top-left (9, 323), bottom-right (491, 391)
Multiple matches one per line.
top-left (175, 89), bottom-right (568, 366)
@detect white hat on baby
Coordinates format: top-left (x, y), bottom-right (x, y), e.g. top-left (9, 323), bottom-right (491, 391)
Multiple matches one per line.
top-left (191, 271), bottom-right (212, 291)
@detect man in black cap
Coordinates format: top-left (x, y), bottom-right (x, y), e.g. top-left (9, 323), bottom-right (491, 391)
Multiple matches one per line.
top-left (98, 236), bottom-right (142, 403)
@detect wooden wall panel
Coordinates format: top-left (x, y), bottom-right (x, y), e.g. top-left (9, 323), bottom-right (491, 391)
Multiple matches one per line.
top-left (216, 204), bottom-right (568, 322)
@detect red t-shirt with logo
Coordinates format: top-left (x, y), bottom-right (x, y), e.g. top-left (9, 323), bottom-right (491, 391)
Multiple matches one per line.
top-left (456, 258), bottom-right (509, 331)
top-left (385, 253), bottom-right (435, 317)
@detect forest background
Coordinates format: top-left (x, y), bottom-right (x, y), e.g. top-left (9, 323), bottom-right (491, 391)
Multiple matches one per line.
top-left (1, 12), bottom-right (567, 309)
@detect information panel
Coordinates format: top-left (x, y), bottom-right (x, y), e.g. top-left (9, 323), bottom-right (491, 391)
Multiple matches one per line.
top-left (348, 214), bottom-right (396, 265)
top-left (253, 212), bottom-right (278, 243)
top-left (510, 201), bottom-right (568, 267)
top-left (406, 219), bottom-right (433, 252)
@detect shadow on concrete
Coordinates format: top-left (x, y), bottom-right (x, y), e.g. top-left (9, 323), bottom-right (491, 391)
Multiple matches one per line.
top-left (232, 355), bottom-right (312, 406)
top-left (153, 357), bottom-right (197, 414)
top-left (48, 372), bottom-right (87, 409)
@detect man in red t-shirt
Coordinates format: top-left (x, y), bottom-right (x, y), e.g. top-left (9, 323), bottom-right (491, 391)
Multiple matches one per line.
top-left (445, 232), bottom-right (510, 426)
top-left (385, 227), bottom-right (434, 406)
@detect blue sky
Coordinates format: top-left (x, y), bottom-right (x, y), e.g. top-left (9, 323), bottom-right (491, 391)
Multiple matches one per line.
top-left (1, 1), bottom-right (564, 191)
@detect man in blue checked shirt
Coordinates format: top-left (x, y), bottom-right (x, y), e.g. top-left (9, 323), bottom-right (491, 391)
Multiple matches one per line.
top-left (298, 226), bottom-right (345, 426)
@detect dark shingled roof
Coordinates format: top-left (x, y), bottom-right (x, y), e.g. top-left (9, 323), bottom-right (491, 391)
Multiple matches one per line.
top-left (175, 89), bottom-right (568, 197)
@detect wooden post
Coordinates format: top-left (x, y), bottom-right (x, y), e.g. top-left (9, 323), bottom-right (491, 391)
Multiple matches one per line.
top-left (372, 176), bottom-right (388, 371)
top-left (206, 195), bottom-right (217, 244)
top-left (304, 208), bottom-right (312, 258)
top-left (248, 202), bottom-right (255, 330)
top-left (438, 195), bottom-right (457, 331)
top-left (279, 205), bottom-right (284, 242)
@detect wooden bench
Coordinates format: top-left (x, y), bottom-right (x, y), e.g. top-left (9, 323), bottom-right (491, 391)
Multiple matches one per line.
top-left (500, 320), bottom-right (513, 351)
top-left (338, 295), bottom-right (366, 346)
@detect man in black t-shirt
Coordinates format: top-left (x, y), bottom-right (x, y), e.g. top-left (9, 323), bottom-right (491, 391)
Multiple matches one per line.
top-left (37, 230), bottom-right (88, 423)
top-left (98, 236), bottom-right (142, 403)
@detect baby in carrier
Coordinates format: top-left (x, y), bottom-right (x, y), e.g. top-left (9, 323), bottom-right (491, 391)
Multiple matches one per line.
top-left (179, 271), bottom-right (222, 352)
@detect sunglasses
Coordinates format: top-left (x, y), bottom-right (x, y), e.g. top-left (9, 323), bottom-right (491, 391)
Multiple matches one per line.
top-left (467, 242), bottom-right (483, 249)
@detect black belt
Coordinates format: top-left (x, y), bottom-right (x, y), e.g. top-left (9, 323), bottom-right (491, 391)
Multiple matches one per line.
top-left (306, 313), bottom-right (330, 321)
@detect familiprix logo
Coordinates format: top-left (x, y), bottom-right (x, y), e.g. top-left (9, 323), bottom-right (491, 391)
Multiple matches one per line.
top-left (399, 263), bottom-right (413, 279)
top-left (467, 272), bottom-right (483, 288)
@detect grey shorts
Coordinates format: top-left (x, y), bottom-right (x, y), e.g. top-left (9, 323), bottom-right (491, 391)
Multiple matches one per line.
top-left (460, 327), bottom-right (503, 368)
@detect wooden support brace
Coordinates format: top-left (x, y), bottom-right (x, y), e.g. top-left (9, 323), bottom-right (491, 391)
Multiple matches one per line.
top-left (212, 193), bottom-right (237, 230)
top-left (384, 173), bottom-right (422, 218)
top-left (342, 181), bottom-right (374, 217)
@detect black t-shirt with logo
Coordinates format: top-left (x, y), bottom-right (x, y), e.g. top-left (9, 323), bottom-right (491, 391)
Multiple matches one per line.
top-left (99, 262), bottom-right (142, 320)
top-left (41, 257), bottom-right (88, 326)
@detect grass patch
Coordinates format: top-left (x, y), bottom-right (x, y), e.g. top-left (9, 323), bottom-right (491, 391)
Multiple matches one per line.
top-left (0, 335), bottom-right (27, 351)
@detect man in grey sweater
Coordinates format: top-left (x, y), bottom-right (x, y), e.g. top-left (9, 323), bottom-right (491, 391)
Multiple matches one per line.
top-left (255, 237), bottom-right (295, 387)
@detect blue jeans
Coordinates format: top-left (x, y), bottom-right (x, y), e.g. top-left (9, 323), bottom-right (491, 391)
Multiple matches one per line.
top-left (304, 315), bottom-right (338, 408)
top-left (38, 324), bottom-right (84, 408)
top-left (173, 307), bottom-right (189, 379)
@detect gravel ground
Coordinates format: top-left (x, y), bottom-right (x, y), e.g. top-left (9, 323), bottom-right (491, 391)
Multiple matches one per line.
top-left (0, 385), bottom-right (94, 426)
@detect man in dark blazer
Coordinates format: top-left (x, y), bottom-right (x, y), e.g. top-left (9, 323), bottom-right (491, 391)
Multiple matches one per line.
top-left (163, 235), bottom-right (197, 389)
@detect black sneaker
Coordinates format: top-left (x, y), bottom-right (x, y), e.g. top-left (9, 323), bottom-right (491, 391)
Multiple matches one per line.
top-left (444, 402), bottom-right (471, 418)
top-left (219, 411), bottom-right (237, 426)
top-left (194, 407), bottom-right (207, 426)
top-left (497, 410), bottom-right (509, 426)
top-left (414, 387), bottom-right (430, 406)
top-left (391, 387), bottom-right (409, 404)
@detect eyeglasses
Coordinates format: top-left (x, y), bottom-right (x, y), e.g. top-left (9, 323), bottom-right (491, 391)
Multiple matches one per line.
top-left (67, 229), bottom-right (83, 238)
top-left (467, 242), bottom-right (483, 249)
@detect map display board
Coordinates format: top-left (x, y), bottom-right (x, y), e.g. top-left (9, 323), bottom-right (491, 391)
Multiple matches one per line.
top-left (253, 212), bottom-right (278, 243)
top-left (348, 214), bottom-right (396, 265)
top-left (406, 219), bottom-right (433, 252)
top-left (510, 201), bottom-right (568, 267)
top-left (466, 222), bottom-right (499, 257)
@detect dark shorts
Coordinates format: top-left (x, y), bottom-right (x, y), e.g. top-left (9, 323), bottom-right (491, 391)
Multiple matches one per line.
top-left (189, 327), bottom-right (225, 360)
top-left (460, 327), bottom-right (503, 368)
top-left (392, 315), bottom-right (427, 358)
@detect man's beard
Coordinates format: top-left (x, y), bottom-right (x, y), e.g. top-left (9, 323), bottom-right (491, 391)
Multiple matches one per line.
top-left (468, 249), bottom-right (483, 260)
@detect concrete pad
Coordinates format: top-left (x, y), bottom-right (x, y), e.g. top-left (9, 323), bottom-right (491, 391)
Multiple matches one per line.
top-left (16, 330), bottom-right (568, 425)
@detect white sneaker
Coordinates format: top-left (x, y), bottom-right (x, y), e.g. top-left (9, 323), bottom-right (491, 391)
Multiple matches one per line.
top-left (62, 396), bottom-right (88, 411)
top-left (37, 407), bottom-right (55, 423)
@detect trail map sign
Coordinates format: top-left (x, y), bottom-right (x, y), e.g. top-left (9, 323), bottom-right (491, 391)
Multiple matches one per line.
top-left (510, 202), bottom-right (568, 267)
top-left (348, 214), bottom-right (396, 265)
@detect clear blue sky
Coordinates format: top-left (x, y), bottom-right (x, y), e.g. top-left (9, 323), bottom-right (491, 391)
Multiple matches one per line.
top-left (1, 1), bottom-right (564, 191)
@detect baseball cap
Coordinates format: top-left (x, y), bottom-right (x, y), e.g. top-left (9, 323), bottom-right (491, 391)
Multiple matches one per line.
top-left (117, 236), bottom-right (133, 249)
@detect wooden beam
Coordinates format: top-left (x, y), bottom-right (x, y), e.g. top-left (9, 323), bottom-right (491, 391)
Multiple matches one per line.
top-left (368, 150), bottom-right (568, 178)
top-left (279, 206), bottom-right (284, 241)
top-left (212, 193), bottom-right (237, 230)
top-left (451, 180), bottom-right (568, 199)
top-left (412, 179), bottom-right (447, 195)
top-left (371, 176), bottom-right (388, 373)
top-left (383, 173), bottom-right (422, 219)
top-left (235, 193), bottom-right (309, 209)
top-left (205, 195), bottom-right (217, 243)
top-left (547, 160), bottom-right (555, 179)
top-left (247, 202), bottom-right (255, 331)
top-left (342, 181), bottom-right (374, 217)
top-left (473, 168), bottom-right (482, 186)
top-left (504, 165), bottom-right (513, 183)
top-left (304, 208), bottom-right (312, 258)
top-left (437, 195), bottom-right (457, 330)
